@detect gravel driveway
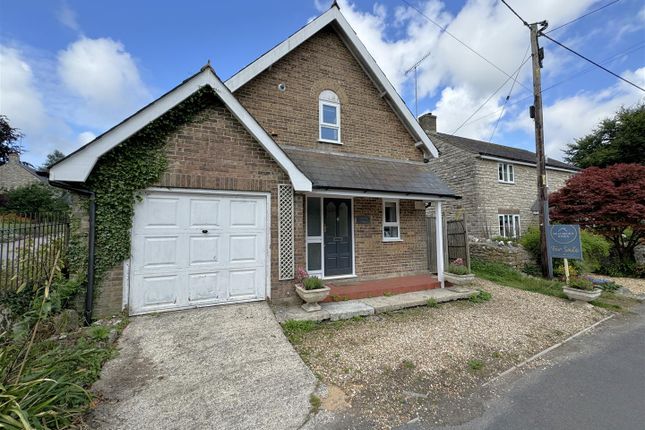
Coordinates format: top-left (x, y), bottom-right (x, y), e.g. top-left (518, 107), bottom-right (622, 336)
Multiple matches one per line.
top-left (89, 302), bottom-right (317, 430)
top-left (294, 279), bottom-right (610, 429)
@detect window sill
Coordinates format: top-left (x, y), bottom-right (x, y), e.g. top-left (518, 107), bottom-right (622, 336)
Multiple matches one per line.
top-left (318, 139), bottom-right (343, 145)
top-left (323, 274), bottom-right (357, 281)
top-left (383, 238), bottom-right (403, 243)
top-left (497, 181), bottom-right (515, 185)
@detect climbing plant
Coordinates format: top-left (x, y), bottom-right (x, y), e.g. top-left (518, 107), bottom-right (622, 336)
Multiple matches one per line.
top-left (72, 87), bottom-right (217, 292)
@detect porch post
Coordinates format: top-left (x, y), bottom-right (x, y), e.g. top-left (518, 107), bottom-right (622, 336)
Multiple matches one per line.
top-left (435, 201), bottom-right (445, 288)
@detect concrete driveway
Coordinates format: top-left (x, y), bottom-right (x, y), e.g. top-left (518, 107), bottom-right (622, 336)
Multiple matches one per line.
top-left (89, 302), bottom-right (317, 430)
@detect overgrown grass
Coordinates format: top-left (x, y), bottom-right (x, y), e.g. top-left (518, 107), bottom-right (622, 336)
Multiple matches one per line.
top-left (281, 320), bottom-right (319, 344)
top-left (472, 259), bottom-right (567, 299)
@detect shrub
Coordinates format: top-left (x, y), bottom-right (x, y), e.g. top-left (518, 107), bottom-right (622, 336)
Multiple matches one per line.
top-left (567, 277), bottom-right (595, 291)
top-left (520, 226), bottom-right (610, 273)
top-left (1, 183), bottom-right (68, 213)
top-left (302, 276), bottom-right (325, 290)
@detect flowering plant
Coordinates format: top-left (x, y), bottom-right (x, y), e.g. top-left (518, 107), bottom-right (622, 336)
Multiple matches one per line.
top-left (452, 258), bottom-right (465, 266)
top-left (295, 267), bottom-right (309, 285)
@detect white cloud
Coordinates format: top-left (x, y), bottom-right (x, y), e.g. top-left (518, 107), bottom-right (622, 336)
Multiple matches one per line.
top-left (76, 131), bottom-right (96, 146)
top-left (57, 37), bottom-right (150, 129)
top-left (57, 1), bottom-right (81, 33)
top-left (509, 67), bottom-right (645, 160)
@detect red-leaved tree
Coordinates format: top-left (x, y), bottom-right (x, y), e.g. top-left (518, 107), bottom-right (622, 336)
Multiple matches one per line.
top-left (550, 163), bottom-right (645, 263)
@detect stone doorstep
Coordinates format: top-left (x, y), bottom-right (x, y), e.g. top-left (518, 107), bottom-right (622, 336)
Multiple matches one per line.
top-left (273, 287), bottom-right (478, 323)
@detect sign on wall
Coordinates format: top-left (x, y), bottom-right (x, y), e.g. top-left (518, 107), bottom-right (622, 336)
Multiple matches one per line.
top-left (547, 224), bottom-right (583, 260)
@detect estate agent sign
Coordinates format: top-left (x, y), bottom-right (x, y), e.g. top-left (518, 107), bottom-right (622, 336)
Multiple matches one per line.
top-left (547, 224), bottom-right (583, 260)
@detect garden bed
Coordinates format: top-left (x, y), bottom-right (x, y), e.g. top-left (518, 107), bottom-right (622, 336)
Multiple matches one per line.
top-left (284, 279), bottom-right (609, 428)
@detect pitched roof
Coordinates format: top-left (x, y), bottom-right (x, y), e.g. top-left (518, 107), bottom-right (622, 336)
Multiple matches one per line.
top-left (48, 67), bottom-right (312, 192)
top-left (283, 146), bottom-right (457, 199)
top-left (224, 5), bottom-right (439, 160)
top-left (430, 132), bottom-right (579, 171)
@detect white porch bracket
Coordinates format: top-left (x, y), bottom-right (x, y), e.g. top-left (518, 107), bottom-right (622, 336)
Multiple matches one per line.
top-left (435, 201), bottom-right (445, 288)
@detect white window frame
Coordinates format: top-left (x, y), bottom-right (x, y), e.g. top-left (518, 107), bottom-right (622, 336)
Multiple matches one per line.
top-left (498, 214), bottom-right (521, 238)
top-left (318, 91), bottom-right (341, 144)
top-left (498, 162), bottom-right (515, 184)
top-left (382, 199), bottom-right (401, 242)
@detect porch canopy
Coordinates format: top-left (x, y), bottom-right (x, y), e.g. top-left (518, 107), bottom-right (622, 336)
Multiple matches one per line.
top-left (284, 146), bottom-right (459, 287)
top-left (283, 146), bottom-right (458, 200)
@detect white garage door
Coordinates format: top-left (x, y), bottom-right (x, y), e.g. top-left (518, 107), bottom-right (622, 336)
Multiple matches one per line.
top-left (129, 190), bottom-right (268, 315)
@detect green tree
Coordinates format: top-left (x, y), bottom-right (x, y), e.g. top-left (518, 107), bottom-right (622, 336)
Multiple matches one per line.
top-left (0, 115), bottom-right (23, 164)
top-left (564, 104), bottom-right (645, 168)
top-left (41, 150), bottom-right (66, 169)
top-left (1, 184), bottom-right (68, 213)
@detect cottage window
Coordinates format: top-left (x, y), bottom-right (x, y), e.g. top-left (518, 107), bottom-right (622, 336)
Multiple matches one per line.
top-left (319, 90), bottom-right (341, 144)
top-left (498, 162), bottom-right (514, 183)
top-left (498, 214), bottom-right (521, 238)
top-left (383, 200), bottom-right (400, 241)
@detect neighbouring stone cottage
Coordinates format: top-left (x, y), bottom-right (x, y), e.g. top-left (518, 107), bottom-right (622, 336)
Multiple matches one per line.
top-left (0, 152), bottom-right (47, 191)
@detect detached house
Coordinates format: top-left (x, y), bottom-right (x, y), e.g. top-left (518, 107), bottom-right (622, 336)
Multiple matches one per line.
top-left (0, 152), bottom-right (48, 191)
top-left (419, 113), bottom-right (578, 239)
top-left (49, 5), bottom-right (458, 318)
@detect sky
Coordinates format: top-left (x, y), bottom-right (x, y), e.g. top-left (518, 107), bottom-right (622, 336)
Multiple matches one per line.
top-left (1, 0), bottom-right (644, 167)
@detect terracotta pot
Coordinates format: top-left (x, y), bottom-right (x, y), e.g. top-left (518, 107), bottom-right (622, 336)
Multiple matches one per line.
top-left (295, 284), bottom-right (330, 312)
top-left (563, 286), bottom-right (602, 302)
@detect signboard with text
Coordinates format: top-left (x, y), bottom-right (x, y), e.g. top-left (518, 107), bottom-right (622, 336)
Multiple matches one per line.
top-left (547, 224), bottom-right (583, 260)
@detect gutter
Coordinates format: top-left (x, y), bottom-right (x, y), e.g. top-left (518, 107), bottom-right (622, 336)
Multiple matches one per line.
top-left (49, 180), bottom-right (96, 326)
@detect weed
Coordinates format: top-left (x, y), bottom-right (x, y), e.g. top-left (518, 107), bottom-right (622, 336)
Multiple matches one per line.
top-left (491, 351), bottom-right (501, 359)
top-left (309, 394), bottom-right (321, 414)
top-left (468, 359), bottom-right (484, 371)
top-left (88, 325), bottom-right (110, 341)
top-left (590, 300), bottom-right (621, 311)
top-left (469, 290), bottom-right (492, 304)
top-left (351, 315), bottom-right (364, 322)
top-left (383, 291), bottom-right (393, 297)
top-left (426, 298), bottom-right (438, 308)
top-left (402, 360), bottom-right (415, 369)
top-left (282, 320), bottom-right (318, 344)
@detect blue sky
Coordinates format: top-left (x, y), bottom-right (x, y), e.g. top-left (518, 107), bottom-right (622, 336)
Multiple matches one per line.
top-left (1, 0), bottom-right (643, 167)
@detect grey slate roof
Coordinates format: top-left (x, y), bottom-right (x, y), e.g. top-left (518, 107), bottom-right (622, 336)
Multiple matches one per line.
top-left (430, 132), bottom-right (579, 171)
top-left (283, 146), bottom-right (458, 198)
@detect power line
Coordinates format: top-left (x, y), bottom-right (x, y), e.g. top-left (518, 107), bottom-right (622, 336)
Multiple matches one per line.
top-left (452, 53), bottom-right (531, 134)
top-left (400, 0), bottom-right (532, 93)
top-left (547, 0), bottom-right (622, 33)
top-left (460, 42), bottom-right (645, 128)
top-left (542, 33), bottom-right (645, 92)
top-left (500, 0), bottom-right (529, 27)
top-left (488, 45), bottom-right (530, 142)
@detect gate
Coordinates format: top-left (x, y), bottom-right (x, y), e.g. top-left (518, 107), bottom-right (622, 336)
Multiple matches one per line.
top-left (426, 214), bottom-right (470, 273)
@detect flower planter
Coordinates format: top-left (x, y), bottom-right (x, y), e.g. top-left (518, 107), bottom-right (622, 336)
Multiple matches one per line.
top-left (562, 286), bottom-right (602, 302)
top-left (295, 284), bottom-right (331, 312)
top-left (443, 272), bottom-right (475, 286)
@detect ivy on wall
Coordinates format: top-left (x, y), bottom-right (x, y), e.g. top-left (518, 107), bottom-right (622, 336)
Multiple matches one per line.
top-left (72, 87), bottom-right (217, 291)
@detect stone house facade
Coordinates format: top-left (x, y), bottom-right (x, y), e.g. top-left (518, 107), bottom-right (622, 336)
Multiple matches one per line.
top-left (419, 113), bottom-right (578, 239)
top-left (0, 153), bottom-right (46, 191)
top-left (49, 5), bottom-right (456, 318)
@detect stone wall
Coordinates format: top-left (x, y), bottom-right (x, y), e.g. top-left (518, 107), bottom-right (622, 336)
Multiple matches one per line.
top-left (469, 240), bottom-right (536, 271)
top-left (635, 244), bottom-right (645, 265)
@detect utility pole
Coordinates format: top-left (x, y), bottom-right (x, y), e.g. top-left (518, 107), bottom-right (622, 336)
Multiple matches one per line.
top-left (529, 20), bottom-right (552, 279)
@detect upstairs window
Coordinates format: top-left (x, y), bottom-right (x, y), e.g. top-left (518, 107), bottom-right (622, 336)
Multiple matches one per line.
top-left (498, 162), bottom-right (514, 184)
top-left (319, 90), bottom-right (340, 144)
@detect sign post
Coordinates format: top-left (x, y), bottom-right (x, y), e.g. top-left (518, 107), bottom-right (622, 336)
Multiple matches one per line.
top-left (547, 224), bottom-right (583, 283)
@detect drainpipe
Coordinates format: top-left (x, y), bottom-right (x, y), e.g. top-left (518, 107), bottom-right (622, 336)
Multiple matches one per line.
top-left (49, 181), bottom-right (96, 325)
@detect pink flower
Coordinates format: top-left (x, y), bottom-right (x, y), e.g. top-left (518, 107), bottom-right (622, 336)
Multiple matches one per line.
top-left (295, 267), bottom-right (309, 284)
top-left (452, 258), bottom-right (465, 266)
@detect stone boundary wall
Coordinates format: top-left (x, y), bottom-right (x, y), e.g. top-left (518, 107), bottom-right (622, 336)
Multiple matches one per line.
top-left (635, 244), bottom-right (645, 265)
top-left (469, 240), bottom-right (537, 271)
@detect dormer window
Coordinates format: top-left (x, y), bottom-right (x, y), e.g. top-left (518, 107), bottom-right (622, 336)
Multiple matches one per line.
top-left (498, 162), bottom-right (514, 184)
top-left (319, 90), bottom-right (341, 144)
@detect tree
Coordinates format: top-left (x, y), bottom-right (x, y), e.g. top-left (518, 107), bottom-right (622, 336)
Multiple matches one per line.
top-left (41, 150), bottom-right (66, 169)
top-left (1, 183), bottom-right (68, 213)
top-left (564, 104), bottom-right (645, 168)
top-left (549, 164), bottom-right (645, 264)
top-left (0, 115), bottom-right (23, 164)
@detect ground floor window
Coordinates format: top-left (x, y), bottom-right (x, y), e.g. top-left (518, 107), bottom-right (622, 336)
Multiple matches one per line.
top-left (383, 200), bottom-right (400, 241)
top-left (498, 214), bottom-right (521, 238)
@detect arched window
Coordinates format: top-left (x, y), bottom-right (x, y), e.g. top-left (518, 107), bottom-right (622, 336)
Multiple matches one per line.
top-left (319, 90), bottom-right (340, 143)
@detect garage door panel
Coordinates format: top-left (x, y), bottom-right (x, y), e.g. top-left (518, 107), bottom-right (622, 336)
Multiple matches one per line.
top-left (142, 236), bottom-right (179, 269)
top-left (130, 191), bottom-right (268, 315)
top-left (229, 269), bottom-right (258, 298)
top-left (189, 236), bottom-right (220, 265)
top-left (188, 272), bottom-right (223, 303)
top-left (190, 199), bottom-right (221, 228)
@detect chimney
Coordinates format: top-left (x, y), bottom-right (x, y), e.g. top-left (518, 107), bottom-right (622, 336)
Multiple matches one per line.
top-left (7, 152), bottom-right (20, 164)
top-left (418, 113), bottom-right (437, 134)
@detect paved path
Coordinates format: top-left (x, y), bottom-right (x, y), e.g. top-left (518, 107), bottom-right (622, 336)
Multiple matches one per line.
top-left (89, 302), bottom-right (317, 430)
top-left (433, 304), bottom-right (645, 430)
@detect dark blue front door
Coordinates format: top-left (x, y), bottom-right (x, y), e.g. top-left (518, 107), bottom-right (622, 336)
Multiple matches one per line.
top-left (323, 199), bottom-right (353, 276)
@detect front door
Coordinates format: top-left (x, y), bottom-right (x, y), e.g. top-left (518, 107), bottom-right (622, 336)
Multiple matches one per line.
top-left (323, 198), bottom-right (353, 276)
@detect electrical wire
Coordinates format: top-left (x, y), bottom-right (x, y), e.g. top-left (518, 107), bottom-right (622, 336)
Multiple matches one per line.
top-left (500, 0), bottom-right (529, 27)
top-left (547, 0), bottom-right (622, 33)
top-left (542, 33), bottom-right (645, 92)
top-left (400, 0), bottom-right (532, 93)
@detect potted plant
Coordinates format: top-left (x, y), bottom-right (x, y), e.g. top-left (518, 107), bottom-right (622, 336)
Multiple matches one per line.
top-left (444, 258), bottom-right (475, 286)
top-left (562, 277), bottom-right (602, 302)
top-left (294, 267), bottom-right (330, 312)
